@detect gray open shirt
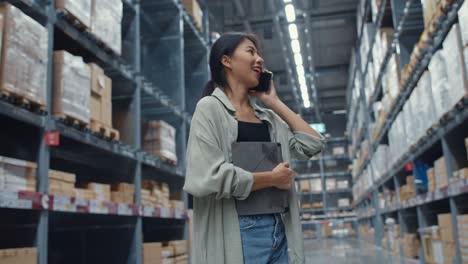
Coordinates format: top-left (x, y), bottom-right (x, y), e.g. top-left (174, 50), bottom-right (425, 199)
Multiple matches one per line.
top-left (183, 87), bottom-right (327, 264)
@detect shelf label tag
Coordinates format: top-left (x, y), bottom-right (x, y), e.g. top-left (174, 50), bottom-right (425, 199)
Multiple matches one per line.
top-left (46, 131), bottom-right (60, 146)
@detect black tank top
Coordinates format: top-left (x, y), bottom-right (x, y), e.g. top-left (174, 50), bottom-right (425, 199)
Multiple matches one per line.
top-left (235, 120), bottom-right (289, 215)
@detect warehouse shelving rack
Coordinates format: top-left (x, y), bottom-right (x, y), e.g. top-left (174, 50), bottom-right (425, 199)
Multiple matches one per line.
top-left (294, 137), bottom-right (355, 240)
top-left (0, 0), bottom-right (210, 263)
top-left (347, 0), bottom-right (468, 263)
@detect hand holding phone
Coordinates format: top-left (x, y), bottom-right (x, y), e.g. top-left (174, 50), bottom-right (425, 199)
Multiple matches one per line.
top-left (252, 70), bottom-right (273, 92)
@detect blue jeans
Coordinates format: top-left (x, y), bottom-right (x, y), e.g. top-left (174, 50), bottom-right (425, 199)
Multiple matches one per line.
top-left (239, 214), bottom-right (288, 264)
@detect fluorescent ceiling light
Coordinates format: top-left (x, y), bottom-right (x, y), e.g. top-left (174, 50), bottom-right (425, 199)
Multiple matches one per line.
top-left (288, 24), bottom-right (298, 39)
top-left (298, 76), bottom-right (306, 86)
top-left (296, 65), bottom-right (304, 76)
top-left (294, 53), bottom-right (303, 65)
top-left (291, 39), bottom-right (301, 53)
top-left (303, 100), bottom-right (311, 108)
top-left (283, 0), bottom-right (292, 3)
top-left (285, 4), bottom-right (296, 22)
top-left (332, 110), bottom-right (347, 114)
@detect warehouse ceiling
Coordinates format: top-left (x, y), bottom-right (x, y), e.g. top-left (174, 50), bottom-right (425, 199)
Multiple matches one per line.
top-left (205, 0), bottom-right (358, 126)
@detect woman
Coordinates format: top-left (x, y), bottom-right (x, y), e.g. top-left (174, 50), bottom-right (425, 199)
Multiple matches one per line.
top-left (183, 32), bottom-right (326, 264)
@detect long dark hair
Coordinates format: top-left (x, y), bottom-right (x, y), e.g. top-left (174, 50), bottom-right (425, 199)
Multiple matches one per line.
top-left (201, 32), bottom-right (260, 98)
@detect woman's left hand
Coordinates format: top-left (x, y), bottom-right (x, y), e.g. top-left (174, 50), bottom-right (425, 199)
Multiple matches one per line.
top-left (249, 72), bottom-right (281, 108)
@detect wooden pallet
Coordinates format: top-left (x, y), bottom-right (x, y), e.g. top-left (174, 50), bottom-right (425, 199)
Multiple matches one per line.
top-left (54, 113), bottom-right (90, 130)
top-left (56, 9), bottom-right (89, 32)
top-left (0, 89), bottom-right (47, 114)
top-left (90, 120), bottom-right (120, 141)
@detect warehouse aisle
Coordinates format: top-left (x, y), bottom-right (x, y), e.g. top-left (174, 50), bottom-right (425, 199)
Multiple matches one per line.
top-left (304, 238), bottom-right (416, 264)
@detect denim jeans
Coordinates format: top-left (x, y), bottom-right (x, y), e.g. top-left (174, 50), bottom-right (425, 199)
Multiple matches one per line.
top-left (239, 214), bottom-right (288, 264)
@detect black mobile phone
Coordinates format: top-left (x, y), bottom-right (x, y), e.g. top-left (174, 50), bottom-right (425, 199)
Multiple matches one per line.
top-left (252, 71), bottom-right (273, 92)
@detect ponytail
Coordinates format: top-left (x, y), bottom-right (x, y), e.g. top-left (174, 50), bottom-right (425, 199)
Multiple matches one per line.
top-left (201, 80), bottom-right (216, 98)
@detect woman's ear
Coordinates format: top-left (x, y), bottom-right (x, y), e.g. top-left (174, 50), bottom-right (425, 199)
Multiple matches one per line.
top-left (221, 55), bottom-right (232, 70)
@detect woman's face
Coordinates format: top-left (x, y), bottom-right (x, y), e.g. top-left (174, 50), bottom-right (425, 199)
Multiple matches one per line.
top-left (227, 39), bottom-right (264, 89)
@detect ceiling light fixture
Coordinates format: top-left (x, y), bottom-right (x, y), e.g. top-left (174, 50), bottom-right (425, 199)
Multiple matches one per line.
top-left (288, 24), bottom-right (298, 39)
top-left (284, 4), bottom-right (296, 22)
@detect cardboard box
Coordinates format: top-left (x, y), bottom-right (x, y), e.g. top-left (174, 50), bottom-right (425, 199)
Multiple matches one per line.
top-left (74, 188), bottom-right (95, 200)
top-left (310, 179), bottom-right (322, 192)
top-left (90, 94), bottom-right (101, 122)
top-left (338, 198), bottom-right (350, 207)
top-left (332, 147), bottom-right (345, 156)
top-left (435, 157), bottom-right (448, 188)
top-left (0, 247), bottom-right (37, 264)
top-left (161, 246), bottom-right (174, 258)
top-left (438, 214), bottom-right (454, 243)
top-left (182, 0), bottom-right (203, 32)
top-left (55, 0), bottom-right (92, 28)
top-left (0, 3), bottom-right (48, 108)
top-left (53, 51), bottom-right (91, 123)
top-left (421, 0), bottom-right (438, 28)
top-left (299, 180), bottom-right (310, 192)
top-left (142, 121), bottom-right (177, 163)
top-left (337, 180), bottom-right (349, 189)
top-left (143, 242), bottom-right (162, 264)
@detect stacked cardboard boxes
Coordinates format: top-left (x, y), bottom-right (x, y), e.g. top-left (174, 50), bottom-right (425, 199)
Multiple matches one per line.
top-left (427, 167), bottom-right (436, 192)
top-left (142, 121), bottom-right (177, 164)
top-left (0, 156), bottom-right (37, 192)
top-left (89, 63), bottom-right (116, 134)
top-left (402, 233), bottom-right (420, 258)
top-left (0, 247), bottom-right (37, 264)
top-left (49, 170), bottom-right (76, 196)
top-left (419, 226), bottom-right (444, 264)
top-left (74, 188), bottom-right (96, 200)
top-left (53, 50), bottom-right (91, 124)
top-left (110, 183), bottom-right (135, 204)
top-left (182, 0), bottom-right (203, 32)
top-left (141, 180), bottom-right (171, 207)
top-left (457, 214), bottom-right (468, 263)
top-left (90, 0), bottom-right (122, 55)
top-left (438, 213), bottom-right (457, 264)
top-left (82, 182), bottom-right (111, 201)
top-left (143, 242), bottom-right (162, 264)
top-left (400, 175), bottom-right (416, 201)
top-left (55, 0), bottom-right (92, 28)
top-left (170, 200), bottom-right (184, 212)
top-left (159, 240), bottom-right (188, 264)
top-left (0, 3), bottom-right (48, 109)
top-left (435, 156), bottom-right (449, 188)
top-left (453, 168), bottom-right (468, 182)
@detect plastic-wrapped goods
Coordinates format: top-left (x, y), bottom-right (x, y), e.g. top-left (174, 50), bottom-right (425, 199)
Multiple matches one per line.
top-left (55, 0), bottom-right (92, 28)
top-left (443, 24), bottom-right (467, 108)
top-left (0, 156), bottom-right (37, 192)
top-left (53, 51), bottom-right (91, 124)
top-left (428, 50), bottom-right (451, 121)
top-left (388, 112), bottom-right (407, 166)
top-left (416, 71), bottom-right (437, 133)
top-left (90, 0), bottom-right (122, 55)
top-left (142, 120), bottom-right (177, 164)
top-left (372, 145), bottom-right (389, 180)
top-left (402, 96), bottom-right (415, 147)
top-left (0, 3), bottom-right (48, 107)
top-left (382, 53), bottom-right (401, 101)
top-left (370, 0), bottom-right (381, 22)
top-left (458, 0), bottom-right (468, 46)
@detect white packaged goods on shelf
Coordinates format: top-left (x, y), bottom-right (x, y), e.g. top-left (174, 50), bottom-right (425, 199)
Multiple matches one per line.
top-left (428, 50), bottom-right (451, 121)
top-left (338, 198), bottom-right (350, 207)
top-left (370, 0), bottom-right (379, 22)
top-left (403, 97), bottom-right (415, 147)
top-left (382, 53), bottom-right (400, 101)
top-left (443, 24), bottom-right (468, 108)
top-left (458, 0), bottom-right (468, 46)
top-left (416, 71), bottom-right (438, 134)
top-left (337, 180), bottom-right (349, 189)
top-left (0, 3), bottom-right (48, 107)
top-left (388, 112), bottom-right (406, 166)
top-left (381, 93), bottom-right (392, 115)
top-left (90, 0), bottom-right (122, 55)
top-left (55, 0), bottom-right (92, 28)
top-left (310, 179), bottom-right (322, 192)
top-left (53, 51), bottom-right (91, 123)
top-left (371, 145), bottom-right (389, 180)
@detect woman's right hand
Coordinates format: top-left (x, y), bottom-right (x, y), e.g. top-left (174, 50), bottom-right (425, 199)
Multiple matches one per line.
top-left (271, 162), bottom-right (296, 190)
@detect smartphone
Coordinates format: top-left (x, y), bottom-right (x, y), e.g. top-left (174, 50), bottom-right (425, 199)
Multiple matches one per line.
top-left (252, 71), bottom-right (273, 92)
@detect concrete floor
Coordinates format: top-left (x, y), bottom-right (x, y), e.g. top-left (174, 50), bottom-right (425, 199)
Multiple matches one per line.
top-left (304, 238), bottom-right (419, 264)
